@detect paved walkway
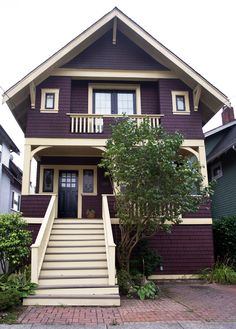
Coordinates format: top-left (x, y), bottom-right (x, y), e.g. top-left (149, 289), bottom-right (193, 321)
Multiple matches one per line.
top-left (17, 283), bottom-right (236, 325)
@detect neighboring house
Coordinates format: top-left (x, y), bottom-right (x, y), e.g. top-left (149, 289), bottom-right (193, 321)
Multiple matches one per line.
top-left (2, 8), bottom-right (230, 306)
top-left (205, 106), bottom-right (236, 218)
top-left (0, 125), bottom-right (22, 214)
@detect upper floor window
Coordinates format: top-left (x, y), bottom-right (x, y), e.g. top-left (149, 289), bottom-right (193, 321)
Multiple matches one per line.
top-left (171, 91), bottom-right (190, 115)
top-left (211, 162), bottom-right (223, 180)
top-left (40, 88), bottom-right (59, 113)
top-left (93, 90), bottom-right (136, 115)
top-left (11, 191), bottom-right (21, 212)
top-left (88, 83), bottom-right (141, 115)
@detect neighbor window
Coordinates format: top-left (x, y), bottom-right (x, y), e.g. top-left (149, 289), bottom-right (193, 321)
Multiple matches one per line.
top-left (93, 90), bottom-right (136, 115)
top-left (172, 91), bottom-right (190, 114)
top-left (11, 191), bottom-right (21, 212)
top-left (211, 162), bottom-right (223, 180)
top-left (43, 169), bottom-right (54, 192)
top-left (40, 88), bottom-right (59, 112)
top-left (0, 144), bottom-right (2, 163)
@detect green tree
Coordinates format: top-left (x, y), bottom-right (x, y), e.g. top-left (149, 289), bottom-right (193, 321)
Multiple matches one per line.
top-left (0, 213), bottom-right (32, 273)
top-left (100, 118), bottom-right (211, 271)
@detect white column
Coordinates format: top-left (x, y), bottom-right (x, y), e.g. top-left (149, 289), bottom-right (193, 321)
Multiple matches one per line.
top-left (198, 144), bottom-right (209, 187)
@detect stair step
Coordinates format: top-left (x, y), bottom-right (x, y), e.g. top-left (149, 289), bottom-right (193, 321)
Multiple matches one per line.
top-left (45, 252), bottom-right (106, 260)
top-left (23, 294), bottom-right (120, 306)
top-left (34, 285), bottom-right (119, 295)
top-left (51, 229), bottom-right (104, 234)
top-left (53, 224), bottom-right (103, 229)
top-left (48, 241), bottom-right (106, 248)
top-left (49, 237), bottom-right (105, 243)
top-left (54, 219), bottom-right (102, 223)
top-left (42, 260), bottom-right (107, 268)
top-left (39, 275), bottom-right (108, 285)
top-left (40, 267), bottom-right (108, 276)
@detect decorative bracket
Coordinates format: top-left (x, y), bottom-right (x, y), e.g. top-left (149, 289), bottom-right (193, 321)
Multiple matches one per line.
top-left (193, 84), bottom-right (202, 111)
top-left (29, 82), bottom-right (36, 109)
top-left (112, 17), bottom-right (117, 45)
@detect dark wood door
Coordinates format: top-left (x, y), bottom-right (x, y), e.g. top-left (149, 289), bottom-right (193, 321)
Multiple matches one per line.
top-left (58, 171), bottom-right (78, 218)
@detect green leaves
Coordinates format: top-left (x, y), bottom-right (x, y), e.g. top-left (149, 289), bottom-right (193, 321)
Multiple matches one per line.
top-left (0, 213), bottom-right (32, 273)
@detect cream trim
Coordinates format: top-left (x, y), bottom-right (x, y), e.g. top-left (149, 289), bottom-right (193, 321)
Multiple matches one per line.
top-left (193, 84), bottom-right (202, 111)
top-left (24, 217), bottom-right (43, 224)
top-left (171, 91), bottom-right (190, 115)
top-left (111, 218), bottom-right (212, 225)
top-left (148, 274), bottom-right (200, 280)
top-left (25, 138), bottom-right (206, 148)
top-left (29, 82), bottom-right (36, 109)
top-left (22, 144), bottom-right (32, 194)
top-left (40, 88), bottom-right (59, 113)
top-left (88, 83), bottom-right (141, 115)
top-left (51, 68), bottom-right (178, 79)
top-left (39, 164), bottom-right (98, 218)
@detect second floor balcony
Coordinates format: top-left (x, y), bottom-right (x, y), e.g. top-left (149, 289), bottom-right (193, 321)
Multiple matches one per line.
top-left (68, 113), bottom-right (163, 134)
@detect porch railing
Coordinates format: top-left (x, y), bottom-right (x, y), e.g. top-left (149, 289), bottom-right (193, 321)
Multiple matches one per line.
top-left (67, 114), bottom-right (163, 134)
top-left (102, 194), bottom-right (116, 286)
top-left (31, 195), bottom-right (57, 284)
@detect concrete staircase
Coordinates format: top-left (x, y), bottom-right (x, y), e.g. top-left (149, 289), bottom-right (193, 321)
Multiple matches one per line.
top-left (24, 218), bottom-right (120, 306)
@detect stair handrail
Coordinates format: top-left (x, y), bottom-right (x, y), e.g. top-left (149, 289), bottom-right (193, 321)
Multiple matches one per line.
top-left (30, 195), bottom-right (57, 283)
top-left (102, 194), bottom-right (116, 286)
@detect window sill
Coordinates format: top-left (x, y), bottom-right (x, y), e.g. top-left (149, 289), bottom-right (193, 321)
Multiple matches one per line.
top-left (81, 193), bottom-right (97, 196)
top-left (40, 109), bottom-right (59, 113)
top-left (172, 111), bottom-right (190, 115)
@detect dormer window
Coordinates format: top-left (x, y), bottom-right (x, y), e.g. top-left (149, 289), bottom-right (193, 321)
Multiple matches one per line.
top-left (172, 91), bottom-right (190, 115)
top-left (40, 88), bottom-right (59, 112)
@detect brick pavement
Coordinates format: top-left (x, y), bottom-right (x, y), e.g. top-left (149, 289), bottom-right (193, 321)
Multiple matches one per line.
top-left (17, 283), bottom-right (236, 325)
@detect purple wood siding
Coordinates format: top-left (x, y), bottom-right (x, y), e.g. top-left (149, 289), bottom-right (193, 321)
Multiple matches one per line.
top-left (112, 224), bottom-right (214, 275)
top-left (27, 224), bottom-right (41, 243)
top-left (26, 76), bottom-right (71, 138)
top-left (63, 30), bottom-right (168, 71)
top-left (183, 200), bottom-right (211, 218)
top-left (21, 195), bottom-right (51, 217)
top-left (159, 79), bottom-right (204, 139)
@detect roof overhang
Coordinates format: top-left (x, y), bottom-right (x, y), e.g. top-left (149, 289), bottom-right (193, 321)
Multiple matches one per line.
top-left (2, 7), bottom-right (230, 132)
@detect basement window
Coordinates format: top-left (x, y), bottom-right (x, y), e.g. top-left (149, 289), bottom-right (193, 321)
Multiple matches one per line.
top-left (40, 89), bottom-right (59, 112)
top-left (172, 91), bottom-right (190, 115)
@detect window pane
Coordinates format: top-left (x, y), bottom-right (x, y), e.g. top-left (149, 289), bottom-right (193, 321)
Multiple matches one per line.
top-left (117, 93), bottom-right (134, 115)
top-left (45, 93), bottom-right (55, 109)
top-left (43, 169), bottom-right (54, 192)
top-left (12, 191), bottom-right (20, 211)
top-left (83, 169), bottom-right (94, 193)
top-left (176, 96), bottom-right (185, 111)
top-left (94, 92), bottom-right (111, 114)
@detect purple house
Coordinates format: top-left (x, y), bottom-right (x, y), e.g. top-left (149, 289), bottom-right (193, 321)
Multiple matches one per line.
top-left (3, 8), bottom-right (229, 306)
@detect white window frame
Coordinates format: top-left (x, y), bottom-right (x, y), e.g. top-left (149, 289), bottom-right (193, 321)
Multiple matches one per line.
top-left (11, 191), bottom-right (21, 212)
top-left (40, 88), bottom-right (59, 113)
top-left (171, 91), bottom-right (190, 115)
top-left (211, 161), bottom-right (223, 180)
top-left (88, 83), bottom-right (141, 115)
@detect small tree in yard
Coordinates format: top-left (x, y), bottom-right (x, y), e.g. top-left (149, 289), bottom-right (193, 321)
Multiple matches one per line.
top-left (100, 118), bottom-right (211, 272)
top-left (0, 213), bottom-right (32, 273)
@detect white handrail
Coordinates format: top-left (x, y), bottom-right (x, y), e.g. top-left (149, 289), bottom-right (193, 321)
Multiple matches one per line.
top-left (31, 195), bottom-right (56, 283)
top-left (102, 194), bottom-right (116, 286)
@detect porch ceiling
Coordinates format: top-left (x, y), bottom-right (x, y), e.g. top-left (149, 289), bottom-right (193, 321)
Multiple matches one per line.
top-left (35, 146), bottom-right (104, 158)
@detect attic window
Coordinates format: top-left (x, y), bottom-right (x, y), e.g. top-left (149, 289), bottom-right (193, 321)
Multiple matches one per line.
top-left (171, 91), bottom-right (190, 115)
top-left (40, 89), bottom-right (59, 113)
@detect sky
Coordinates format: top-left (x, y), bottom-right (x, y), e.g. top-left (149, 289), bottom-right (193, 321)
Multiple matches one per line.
top-left (0, 0), bottom-right (236, 169)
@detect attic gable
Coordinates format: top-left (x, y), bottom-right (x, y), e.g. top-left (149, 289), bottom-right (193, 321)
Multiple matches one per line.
top-left (62, 30), bottom-right (169, 71)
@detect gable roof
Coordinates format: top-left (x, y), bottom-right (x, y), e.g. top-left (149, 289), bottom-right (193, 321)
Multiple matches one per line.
top-left (206, 121), bottom-right (236, 162)
top-left (2, 7), bottom-right (229, 132)
top-left (0, 125), bottom-right (20, 154)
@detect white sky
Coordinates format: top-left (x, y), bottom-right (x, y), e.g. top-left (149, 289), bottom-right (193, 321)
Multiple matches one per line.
top-left (1, 0), bottom-right (236, 169)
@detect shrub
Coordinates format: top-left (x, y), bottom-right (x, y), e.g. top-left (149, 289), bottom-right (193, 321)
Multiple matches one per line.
top-left (0, 213), bottom-right (32, 273)
top-left (202, 262), bottom-right (236, 284)
top-left (213, 216), bottom-right (236, 269)
top-left (129, 281), bottom-right (159, 300)
top-left (130, 239), bottom-right (161, 277)
top-left (117, 270), bottom-right (133, 295)
top-left (0, 289), bottom-right (21, 311)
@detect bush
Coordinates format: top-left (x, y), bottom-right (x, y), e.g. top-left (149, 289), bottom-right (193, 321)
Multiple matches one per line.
top-left (130, 281), bottom-right (159, 300)
top-left (130, 240), bottom-right (161, 277)
top-left (117, 270), bottom-right (133, 295)
top-left (202, 262), bottom-right (236, 284)
top-left (0, 213), bottom-right (32, 273)
top-left (0, 289), bottom-right (21, 311)
top-left (213, 216), bottom-right (236, 268)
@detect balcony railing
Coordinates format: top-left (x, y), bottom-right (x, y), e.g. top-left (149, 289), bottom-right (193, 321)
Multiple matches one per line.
top-left (67, 113), bottom-right (163, 134)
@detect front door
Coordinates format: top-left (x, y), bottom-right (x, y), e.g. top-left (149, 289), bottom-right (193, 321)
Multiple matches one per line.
top-left (58, 171), bottom-right (78, 218)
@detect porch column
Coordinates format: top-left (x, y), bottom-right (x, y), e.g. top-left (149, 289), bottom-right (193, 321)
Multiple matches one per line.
top-left (22, 144), bottom-right (32, 194)
top-left (198, 145), bottom-right (208, 187)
